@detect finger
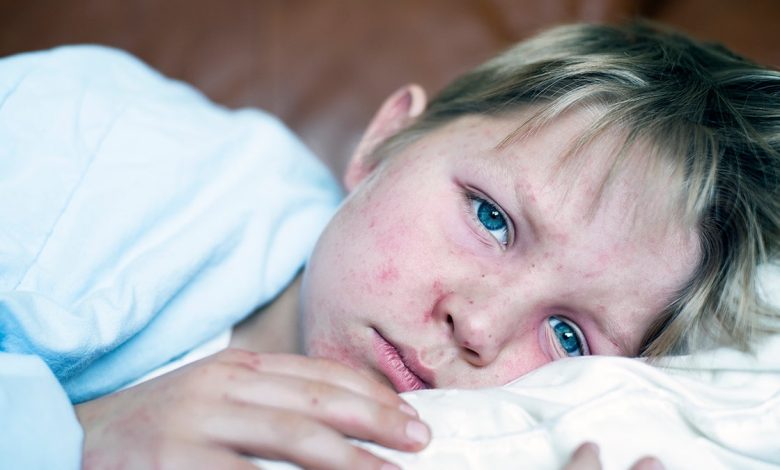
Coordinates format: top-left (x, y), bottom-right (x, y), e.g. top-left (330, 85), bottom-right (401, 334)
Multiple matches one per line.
top-left (630, 456), bottom-right (665, 470)
top-left (164, 441), bottom-right (258, 470)
top-left (562, 442), bottom-right (602, 470)
top-left (221, 349), bottom-right (405, 409)
top-left (202, 402), bottom-right (399, 470)
top-left (227, 372), bottom-right (430, 452)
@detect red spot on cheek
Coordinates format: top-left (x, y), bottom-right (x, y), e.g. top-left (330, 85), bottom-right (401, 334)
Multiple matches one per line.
top-left (422, 280), bottom-right (447, 324)
top-left (376, 262), bottom-right (399, 283)
top-left (374, 220), bottom-right (407, 252)
top-left (432, 280), bottom-right (445, 296)
top-left (421, 308), bottom-right (433, 323)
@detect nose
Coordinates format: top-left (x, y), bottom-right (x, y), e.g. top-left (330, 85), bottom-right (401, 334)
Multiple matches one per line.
top-left (435, 293), bottom-right (513, 367)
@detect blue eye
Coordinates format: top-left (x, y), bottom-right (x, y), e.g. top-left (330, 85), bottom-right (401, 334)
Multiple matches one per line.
top-left (548, 316), bottom-right (585, 357)
top-left (469, 196), bottom-right (509, 245)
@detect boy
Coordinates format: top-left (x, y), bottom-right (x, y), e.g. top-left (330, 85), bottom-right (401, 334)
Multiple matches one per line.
top-left (2, 21), bottom-right (779, 469)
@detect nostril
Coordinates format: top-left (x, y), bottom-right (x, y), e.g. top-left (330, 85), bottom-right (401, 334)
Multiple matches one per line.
top-left (446, 314), bottom-right (481, 359)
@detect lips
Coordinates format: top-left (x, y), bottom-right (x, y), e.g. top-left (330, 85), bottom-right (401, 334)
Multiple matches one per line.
top-left (372, 329), bottom-right (433, 392)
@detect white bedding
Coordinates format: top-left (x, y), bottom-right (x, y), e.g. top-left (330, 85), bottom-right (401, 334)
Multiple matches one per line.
top-left (255, 335), bottom-right (780, 469)
top-left (255, 267), bottom-right (780, 469)
top-left (374, 338), bottom-right (779, 469)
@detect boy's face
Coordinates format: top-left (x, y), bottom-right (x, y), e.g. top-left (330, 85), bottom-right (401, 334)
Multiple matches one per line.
top-left (301, 103), bottom-right (700, 392)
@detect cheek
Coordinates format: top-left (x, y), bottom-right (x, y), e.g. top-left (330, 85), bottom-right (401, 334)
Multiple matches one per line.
top-left (359, 203), bottom-right (427, 290)
top-left (477, 319), bottom-right (552, 387)
top-left (313, 199), bottom-right (430, 315)
top-left (306, 337), bottom-right (362, 368)
top-left (375, 260), bottom-right (400, 283)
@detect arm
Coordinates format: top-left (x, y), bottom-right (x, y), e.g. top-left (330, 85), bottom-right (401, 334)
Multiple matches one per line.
top-left (0, 44), bottom-right (342, 403)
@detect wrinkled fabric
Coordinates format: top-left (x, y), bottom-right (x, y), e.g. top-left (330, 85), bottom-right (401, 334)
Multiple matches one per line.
top-left (0, 45), bottom-right (341, 468)
top-left (255, 334), bottom-right (780, 470)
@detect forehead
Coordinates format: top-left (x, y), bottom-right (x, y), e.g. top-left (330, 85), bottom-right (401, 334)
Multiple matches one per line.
top-left (440, 108), bottom-right (690, 234)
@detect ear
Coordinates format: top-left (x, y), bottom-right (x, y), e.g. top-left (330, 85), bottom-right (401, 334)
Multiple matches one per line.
top-left (343, 84), bottom-right (427, 191)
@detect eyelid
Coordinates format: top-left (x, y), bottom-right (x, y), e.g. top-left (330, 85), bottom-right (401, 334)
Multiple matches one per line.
top-left (547, 315), bottom-right (590, 358)
top-left (462, 187), bottom-right (515, 247)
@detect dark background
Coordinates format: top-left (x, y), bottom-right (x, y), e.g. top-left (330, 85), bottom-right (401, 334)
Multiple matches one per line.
top-left (2, 0), bottom-right (779, 179)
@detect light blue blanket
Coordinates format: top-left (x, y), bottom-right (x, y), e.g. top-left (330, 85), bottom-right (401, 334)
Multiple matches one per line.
top-left (0, 45), bottom-right (341, 468)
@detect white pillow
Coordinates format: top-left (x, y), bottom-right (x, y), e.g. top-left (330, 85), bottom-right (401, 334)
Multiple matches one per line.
top-left (255, 335), bottom-right (780, 469)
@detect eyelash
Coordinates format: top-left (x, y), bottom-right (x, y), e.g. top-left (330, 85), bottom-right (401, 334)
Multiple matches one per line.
top-left (547, 316), bottom-right (589, 357)
top-left (462, 189), bottom-right (513, 247)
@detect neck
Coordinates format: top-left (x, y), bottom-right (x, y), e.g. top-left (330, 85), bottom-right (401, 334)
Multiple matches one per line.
top-left (229, 271), bottom-right (303, 354)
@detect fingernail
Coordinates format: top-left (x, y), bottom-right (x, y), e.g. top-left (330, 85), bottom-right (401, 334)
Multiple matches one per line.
top-left (646, 458), bottom-right (666, 470)
top-left (582, 442), bottom-right (599, 457)
top-left (381, 463), bottom-right (401, 470)
top-left (399, 403), bottom-right (418, 417)
top-left (405, 420), bottom-right (430, 445)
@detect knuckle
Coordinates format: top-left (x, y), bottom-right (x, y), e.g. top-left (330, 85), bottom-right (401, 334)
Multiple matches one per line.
top-left (346, 446), bottom-right (386, 470)
top-left (184, 362), bottom-right (225, 388)
top-left (219, 347), bottom-right (259, 364)
top-left (303, 379), bottom-right (338, 401)
top-left (275, 412), bottom-right (339, 446)
top-left (368, 402), bottom-right (401, 427)
top-left (268, 409), bottom-right (318, 441)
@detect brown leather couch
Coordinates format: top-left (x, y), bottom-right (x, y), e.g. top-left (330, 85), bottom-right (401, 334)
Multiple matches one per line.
top-left (2, 0), bottom-right (778, 179)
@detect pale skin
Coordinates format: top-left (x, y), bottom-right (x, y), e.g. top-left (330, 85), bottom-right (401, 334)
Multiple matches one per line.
top-left (76, 85), bottom-right (694, 469)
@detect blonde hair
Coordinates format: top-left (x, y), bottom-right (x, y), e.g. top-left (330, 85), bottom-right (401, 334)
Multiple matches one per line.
top-left (377, 22), bottom-right (780, 356)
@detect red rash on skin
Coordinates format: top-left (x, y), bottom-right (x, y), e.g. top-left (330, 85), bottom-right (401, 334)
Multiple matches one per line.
top-left (421, 310), bottom-right (433, 324)
top-left (422, 280), bottom-right (448, 323)
top-left (376, 262), bottom-right (399, 283)
top-left (374, 222), bottom-right (405, 253)
top-left (300, 110), bottom-right (701, 390)
top-left (432, 280), bottom-right (445, 296)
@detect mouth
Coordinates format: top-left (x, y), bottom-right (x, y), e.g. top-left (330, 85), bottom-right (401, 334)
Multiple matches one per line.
top-left (371, 328), bottom-right (433, 392)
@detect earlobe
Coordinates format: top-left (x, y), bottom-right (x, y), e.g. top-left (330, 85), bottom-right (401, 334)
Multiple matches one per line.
top-left (343, 84), bottom-right (427, 191)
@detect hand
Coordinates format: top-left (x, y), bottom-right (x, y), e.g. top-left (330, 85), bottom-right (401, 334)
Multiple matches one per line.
top-left (563, 442), bottom-right (665, 470)
top-left (75, 348), bottom-right (430, 469)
